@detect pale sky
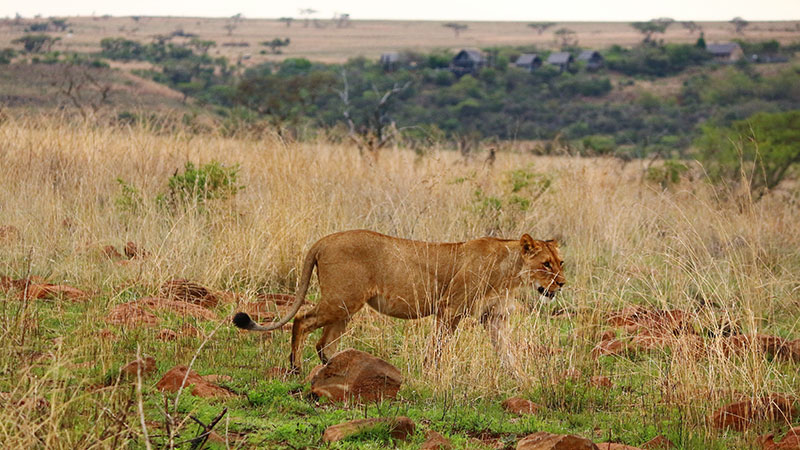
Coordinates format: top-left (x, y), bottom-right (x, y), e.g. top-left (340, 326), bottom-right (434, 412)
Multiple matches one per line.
top-left (3, 0), bottom-right (798, 22)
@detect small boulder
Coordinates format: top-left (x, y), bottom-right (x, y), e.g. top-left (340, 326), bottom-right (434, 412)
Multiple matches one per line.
top-left (596, 444), bottom-right (645, 450)
top-left (600, 330), bottom-right (617, 341)
top-left (155, 365), bottom-right (234, 399)
top-left (641, 436), bottom-right (674, 449)
top-left (121, 356), bottom-right (157, 378)
top-left (157, 329), bottom-right (178, 341)
top-left (137, 297), bottom-right (217, 321)
top-left (421, 430), bottom-right (453, 450)
top-left (310, 349), bottom-right (403, 403)
top-left (592, 339), bottom-right (627, 358)
top-left (178, 323), bottom-right (201, 338)
top-left (106, 302), bottom-right (160, 327)
top-left (322, 416), bottom-right (414, 443)
top-left (590, 376), bottom-right (613, 389)
top-left (124, 241), bottom-right (148, 259)
top-left (760, 426), bottom-right (800, 450)
top-left (517, 432), bottom-right (599, 450)
top-left (502, 396), bottom-right (541, 415)
top-left (159, 279), bottom-right (219, 309)
top-left (710, 394), bottom-right (798, 431)
top-left (0, 225), bottom-right (20, 243)
top-left (102, 245), bottom-right (124, 260)
top-left (17, 284), bottom-right (89, 302)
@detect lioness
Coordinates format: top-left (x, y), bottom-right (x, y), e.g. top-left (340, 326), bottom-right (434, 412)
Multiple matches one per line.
top-left (233, 230), bottom-right (565, 372)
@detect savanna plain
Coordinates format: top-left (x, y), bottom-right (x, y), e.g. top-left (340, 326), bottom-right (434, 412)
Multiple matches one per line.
top-left (1, 116), bottom-right (799, 449)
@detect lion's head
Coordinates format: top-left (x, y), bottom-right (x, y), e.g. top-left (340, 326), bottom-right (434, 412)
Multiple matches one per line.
top-left (520, 234), bottom-right (566, 298)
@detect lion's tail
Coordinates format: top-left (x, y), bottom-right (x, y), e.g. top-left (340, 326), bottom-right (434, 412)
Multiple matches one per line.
top-left (232, 244), bottom-right (319, 332)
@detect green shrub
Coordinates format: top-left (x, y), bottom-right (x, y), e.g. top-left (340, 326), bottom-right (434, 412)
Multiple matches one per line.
top-left (163, 161), bottom-right (244, 207)
top-left (645, 160), bottom-right (688, 188)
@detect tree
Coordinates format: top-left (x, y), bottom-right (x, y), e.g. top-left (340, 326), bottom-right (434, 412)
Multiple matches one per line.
top-left (188, 39), bottom-right (215, 55)
top-left (278, 17), bottom-right (293, 27)
top-left (680, 21), bottom-right (700, 34)
top-left (730, 17), bottom-right (749, 34)
top-left (12, 33), bottom-right (59, 53)
top-left (224, 13), bottom-right (243, 36)
top-left (50, 18), bottom-right (69, 31)
top-left (443, 22), bottom-right (468, 37)
top-left (338, 69), bottom-right (411, 158)
top-left (334, 13), bottom-right (351, 28)
top-left (298, 8), bottom-right (317, 27)
top-left (527, 22), bottom-right (555, 35)
top-left (553, 28), bottom-right (577, 47)
top-left (697, 110), bottom-right (800, 199)
top-left (262, 38), bottom-right (290, 54)
top-left (631, 19), bottom-right (672, 43)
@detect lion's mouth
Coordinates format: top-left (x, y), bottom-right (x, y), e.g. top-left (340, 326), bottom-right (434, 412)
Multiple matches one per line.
top-left (537, 286), bottom-right (556, 298)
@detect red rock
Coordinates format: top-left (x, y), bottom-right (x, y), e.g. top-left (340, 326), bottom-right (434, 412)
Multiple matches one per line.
top-left (137, 297), bottom-right (217, 321)
top-left (760, 426), bottom-right (800, 450)
top-left (724, 334), bottom-right (799, 362)
top-left (256, 292), bottom-right (297, 305)
top-left (17, 284), bottom-right (89, 302)
top-left (596, 444), bottom-right (645, 450)
top-left (102, 245), bottom-right (124, 260)
top-left (124, 241), bottom-right (148, 259)
top-left (421, 430), bottom-right (453, 450)
top-left (121, 356), bottom-right (157, 377)
top-left (607, 308), bottom-right (690, 335)
top-left (592, 339), bottom-right (627, 358)
top-left (641, 435), bottom-right (674, 449)
top-left (157, 329), bottom-right (178, 341)
top-left (310, 349), bottom-right (403, 403)
top-left (159, 279), bottom-right (219, 308)
top-left (517, 432), bottom-right (599, 450)
top-left (600, 330), bottom-right (617, 341)
top-left (502, 396), bottom-right (541, 415)
top-left (0, 225), bottom-right (20, 243)
top-left (710, 394), bottom-right (798, 431)
top-left (322, 417), bottom-right (415, 442)
top-left (106, 302), bottom-right (160, 327)
top-left (155, 365), bottom-right (235, 398)
top-left (590, 376), bottom-right (613, 389)
top-left (179, 323), bottom-right (201, 338)
top-left (0, 276), bottom-right (46, 292)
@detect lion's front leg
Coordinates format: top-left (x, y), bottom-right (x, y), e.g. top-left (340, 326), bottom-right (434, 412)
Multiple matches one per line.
top-left (481, 312), bottom-right (519, 374)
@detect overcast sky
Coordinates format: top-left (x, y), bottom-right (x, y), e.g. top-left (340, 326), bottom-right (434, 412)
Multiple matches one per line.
top-left (3, 0), bottom-right (798, 22)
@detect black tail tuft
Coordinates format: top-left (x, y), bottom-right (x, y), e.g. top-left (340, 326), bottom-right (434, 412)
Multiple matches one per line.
top-left (232, 312), bottom-right (253, 329)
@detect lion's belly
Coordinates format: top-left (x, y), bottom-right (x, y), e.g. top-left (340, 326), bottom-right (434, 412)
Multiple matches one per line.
top-left (367, 294), bottom-right (433, 319)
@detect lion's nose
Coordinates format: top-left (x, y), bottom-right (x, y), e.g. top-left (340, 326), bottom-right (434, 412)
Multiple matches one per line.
top-left (556, 280), bottom-right (565, 288)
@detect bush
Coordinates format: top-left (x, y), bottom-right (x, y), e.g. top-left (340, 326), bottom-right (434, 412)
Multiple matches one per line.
top-left (696, 110), bottom-right (800, 197)
top-left (163, 161), bottom-right (244, 208)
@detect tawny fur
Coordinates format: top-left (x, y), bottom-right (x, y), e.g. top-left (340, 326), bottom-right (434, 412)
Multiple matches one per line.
top-left (233, 229), bottom-right (565, 372)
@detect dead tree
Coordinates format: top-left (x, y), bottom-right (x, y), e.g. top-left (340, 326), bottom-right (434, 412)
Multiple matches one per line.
top-left (338, 69), bottom-right (410, 160)
top-left (56, 64), bottom-right (112, 119)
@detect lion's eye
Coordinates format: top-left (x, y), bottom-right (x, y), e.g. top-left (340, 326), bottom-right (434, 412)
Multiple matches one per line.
top-left (543, 261), bottom-right (552, 269)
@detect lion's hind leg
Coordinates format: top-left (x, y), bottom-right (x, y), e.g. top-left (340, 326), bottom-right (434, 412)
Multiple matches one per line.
top-left (315, 319), bottom-right (349, 364)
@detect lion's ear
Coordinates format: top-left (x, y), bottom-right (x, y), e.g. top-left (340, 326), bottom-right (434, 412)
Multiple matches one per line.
top-left (520, 234), bottom-right (540, 254)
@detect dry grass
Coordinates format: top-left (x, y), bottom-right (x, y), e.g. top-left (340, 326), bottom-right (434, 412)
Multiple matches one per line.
top-left (1, 116), bottom-right (799, 448)
top-left (1, 17), bottom-right (799, 65)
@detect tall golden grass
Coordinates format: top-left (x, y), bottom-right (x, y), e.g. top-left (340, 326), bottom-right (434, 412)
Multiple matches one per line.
top-left (0, 116), bottom-right (798, 448)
